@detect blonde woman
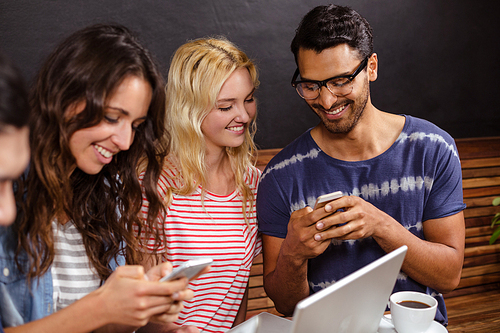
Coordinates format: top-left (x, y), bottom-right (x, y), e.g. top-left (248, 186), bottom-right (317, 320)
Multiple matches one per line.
top-left (138, 37), bottom-right (261, 333)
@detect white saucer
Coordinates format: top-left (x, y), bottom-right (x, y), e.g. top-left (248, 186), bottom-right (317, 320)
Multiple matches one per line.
top-left (378, 314), bottom-right (448, 333)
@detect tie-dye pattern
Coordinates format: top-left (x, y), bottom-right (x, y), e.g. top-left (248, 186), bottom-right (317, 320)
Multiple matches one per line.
top-left (257, 115), bottom-right (466, 325)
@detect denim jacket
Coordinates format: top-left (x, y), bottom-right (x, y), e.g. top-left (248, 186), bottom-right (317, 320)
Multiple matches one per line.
top-left (0, 225), bottom-right (124, 328)
top-left (0, 225), bottom-right (53, 327)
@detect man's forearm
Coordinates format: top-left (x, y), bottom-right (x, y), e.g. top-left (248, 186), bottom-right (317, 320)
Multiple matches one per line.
top-left (372, 213), bottom-right (465, 293)
top-left (263, 246), bottom-right (310, 316)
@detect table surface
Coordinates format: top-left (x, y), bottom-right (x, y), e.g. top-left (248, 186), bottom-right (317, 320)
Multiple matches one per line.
top-left (445, 289), bottom-right (500, 332)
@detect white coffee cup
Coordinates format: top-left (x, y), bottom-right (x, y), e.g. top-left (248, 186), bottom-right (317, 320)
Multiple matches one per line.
top-left (389, 291), bottom-right (437, 333)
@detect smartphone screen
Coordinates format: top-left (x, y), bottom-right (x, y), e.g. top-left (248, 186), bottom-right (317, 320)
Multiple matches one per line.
top-left (159, 258), bottom-right (212, 282)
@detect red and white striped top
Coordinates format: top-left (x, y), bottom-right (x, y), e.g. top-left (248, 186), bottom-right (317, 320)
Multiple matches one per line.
top-left (139, 156), bottom-right (262, 333)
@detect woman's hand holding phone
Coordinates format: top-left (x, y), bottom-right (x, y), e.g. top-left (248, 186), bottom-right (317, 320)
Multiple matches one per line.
top-left (160, 258), bottom-right (213, 282)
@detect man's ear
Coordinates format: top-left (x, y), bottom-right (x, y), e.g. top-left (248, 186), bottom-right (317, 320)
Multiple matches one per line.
top-left (368, 53), bottom-right (378, 82)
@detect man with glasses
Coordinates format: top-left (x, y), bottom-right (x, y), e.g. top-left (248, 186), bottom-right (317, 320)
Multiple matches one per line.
top-left (0, 51), bottom-right (30, 333)
top-left (256, 4), bottom-right (465, 327)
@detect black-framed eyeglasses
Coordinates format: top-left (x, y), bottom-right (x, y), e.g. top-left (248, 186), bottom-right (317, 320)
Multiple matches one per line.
top-left (291, 56), bottom-right (369, 100)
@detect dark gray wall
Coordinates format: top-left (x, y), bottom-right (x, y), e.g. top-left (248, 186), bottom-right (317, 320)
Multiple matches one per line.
top-left (1, 0), bottom-right (499, 149)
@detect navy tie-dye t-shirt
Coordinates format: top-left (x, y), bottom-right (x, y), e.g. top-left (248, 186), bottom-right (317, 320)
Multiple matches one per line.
top-left (257, 115), bottom-right (466, 326)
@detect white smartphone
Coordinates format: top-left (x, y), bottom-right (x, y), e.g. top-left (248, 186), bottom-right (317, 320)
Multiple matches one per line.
top-left (159, 258), bottom-right (213, 282)
top-left (313, 191), bottom-right (343, 209)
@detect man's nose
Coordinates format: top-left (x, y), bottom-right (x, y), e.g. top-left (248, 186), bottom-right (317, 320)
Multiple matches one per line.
top-left (317, 86), bottom-right (339, 110)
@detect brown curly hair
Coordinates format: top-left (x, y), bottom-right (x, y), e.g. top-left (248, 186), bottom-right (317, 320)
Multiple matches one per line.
top-left (16, 24), bottom-right (168, 281)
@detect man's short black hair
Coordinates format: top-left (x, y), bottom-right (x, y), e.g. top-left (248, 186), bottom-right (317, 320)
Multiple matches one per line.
top-left (291, 4), bottom-right (373, 63)
top-left (0, 52), bottom-right (29, 129)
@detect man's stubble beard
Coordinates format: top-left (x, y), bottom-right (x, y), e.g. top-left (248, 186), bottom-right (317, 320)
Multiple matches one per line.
top-left (310, 79), bottom-right (370, 135)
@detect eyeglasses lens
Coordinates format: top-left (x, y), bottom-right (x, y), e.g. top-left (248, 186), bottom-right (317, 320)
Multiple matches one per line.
top-left (296, 81), bottom-right (353, 100)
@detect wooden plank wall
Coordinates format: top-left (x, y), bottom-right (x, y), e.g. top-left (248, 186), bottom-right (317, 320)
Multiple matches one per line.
top-left (248, 148), bottom-right (282, 318)
top-left (444, 137), bottom-right (500, 298)
top-left (247, 136), bottom-right (500, 319)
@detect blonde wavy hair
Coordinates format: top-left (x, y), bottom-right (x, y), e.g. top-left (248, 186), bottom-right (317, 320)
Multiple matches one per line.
top-left (164, 36), bottom-right (259, 226)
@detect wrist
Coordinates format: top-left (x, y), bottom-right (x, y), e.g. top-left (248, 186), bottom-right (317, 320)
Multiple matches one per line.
top-left (372, 214), bottom-right (407, 248)
top-left (85, 287), bottom-right (114, 328)
top-left (280, 239), bottom-right (308, 268)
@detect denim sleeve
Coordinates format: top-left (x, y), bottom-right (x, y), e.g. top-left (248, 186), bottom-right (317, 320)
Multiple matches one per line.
top-left (0, 226), bottom-right (53, 326)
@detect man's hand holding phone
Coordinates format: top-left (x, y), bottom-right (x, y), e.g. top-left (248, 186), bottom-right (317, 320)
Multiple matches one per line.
top-left (312, 192), bottom-right (395, 243)
top-left (280, 191), bottom-right (345, 263)
top-left (312, 190), bottom-right (347, 238)
top-left (313, 191), bottom-right (343, 210)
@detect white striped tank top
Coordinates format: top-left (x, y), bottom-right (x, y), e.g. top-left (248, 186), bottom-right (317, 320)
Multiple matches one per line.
top-left (51, 220), bottom-right (101, 312)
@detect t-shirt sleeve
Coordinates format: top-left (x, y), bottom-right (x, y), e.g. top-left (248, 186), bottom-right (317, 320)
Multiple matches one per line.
top-left (257, 169), bottom-right (291, 239)
top-left (423, 136), bottom-right (466, 221)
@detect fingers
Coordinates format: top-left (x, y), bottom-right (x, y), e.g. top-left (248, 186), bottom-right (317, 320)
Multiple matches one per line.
top-left (150, 312), bottom-right (181, 324)
top-left (113, 266), bottom-right (192, 298)
top-left (126, 288), bottom-right (190, 324)
top-left (163, 300), bottom-right (184, 315)
top-left (113, 264), bottom-right (146, 279)
top-left (172, 287), bottom-right (194, 302)
top-left (305, 197), bottom-right (351, 235)
top-left (98, 264), bottom-right (197, 327)
top-left (315, 209), bottom-right (346, 231)
top-left (290, 206), bottom-right (314, 225)
top-left (314, 222), bottom-right (354, 241)
top-left (164, 325), bottom-right (200, 333)
top-left (289, 207), bottom-right (320, 239)
top-left (315, 196), bottom-right (357, 230)
top-left (174, 325), bottom-right (200, 333)
top-left (130, 302), bottom-right (182, 326)
top-left (148, 300), bottom-right (185, 323)
top-left (148, 277), bottom-right (190, 296)
top-left (137, 289), bottom-right (192, 317)
top-left (146, 261), bottom-right (174, 281)
top-left (286, 207), bottom-right (331, 257)
top-left (312, 196), bottom-right (361, 241)
top-left (324, 195), bottom-right (352, 212)
top-left (314, 198), bottom-right (376, 241)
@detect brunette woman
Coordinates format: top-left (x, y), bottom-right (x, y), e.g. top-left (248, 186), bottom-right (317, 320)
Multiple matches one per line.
top-left (0, 24), bottom-right (193, 333)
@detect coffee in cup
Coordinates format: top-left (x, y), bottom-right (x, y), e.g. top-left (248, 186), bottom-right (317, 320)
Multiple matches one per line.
top-left (397, 300), bottom-right (431, 309)
top-left (389, 291), bottom-right (437, 333)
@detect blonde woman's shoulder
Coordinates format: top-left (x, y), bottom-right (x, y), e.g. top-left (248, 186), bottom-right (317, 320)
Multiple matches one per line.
top-left (245, 164), bottom-right (262, 188)
top-left (157, 154), bottom-right (183, 191)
